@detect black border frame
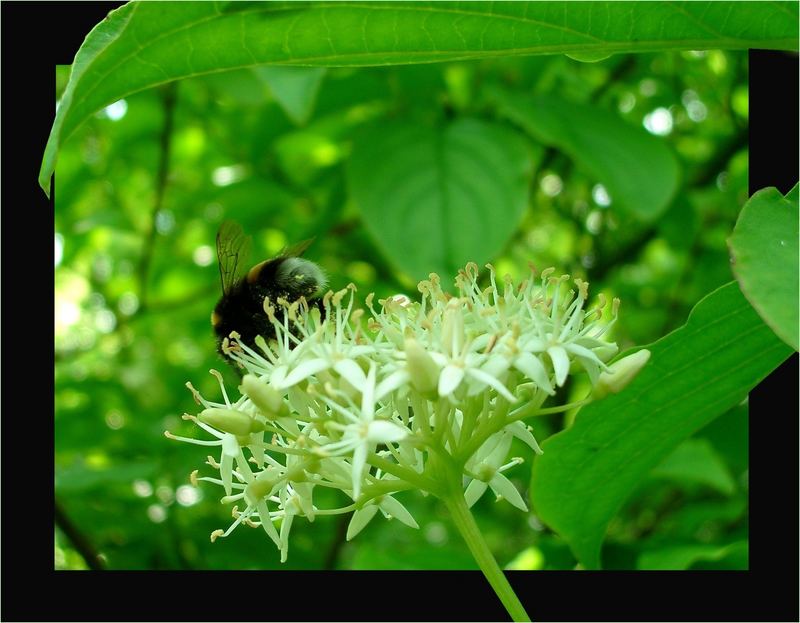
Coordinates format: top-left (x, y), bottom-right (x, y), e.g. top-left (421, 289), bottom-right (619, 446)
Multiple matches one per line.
top-left (3, 2), bottom-right (797, 621)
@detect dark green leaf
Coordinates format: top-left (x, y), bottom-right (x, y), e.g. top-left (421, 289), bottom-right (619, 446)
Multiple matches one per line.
top-left (650, 438), bottom-right (736, 495)
top-left (41, 1), bottom-right (798, 194)
top-left (637, 540), bottom-right (748, 570)
top-left (699, 402), bottom-right (748, 475)
top-left (497, 92), bottom-right (680, 220)
top-left (786, 182), bottom-right (799, 204)
top-left (531, 281), bottom-right (792, 569)
top-left (348, 118), bottom-right (533, 281)
top-left (254, 66), bottom-right (327, 125)
top-left (56, 461), bottom-right (158, 493)
top-left (728, 185), bottom-right (799, 350)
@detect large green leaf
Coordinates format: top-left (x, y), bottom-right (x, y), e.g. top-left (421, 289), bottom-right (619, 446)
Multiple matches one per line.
top-left (497, 92), bottom-right (680, 220)
top-left (637, 540), bottom-right (748, 570)
top-left (530, 281), bottom-right (792, 569)
top-left (254, 66), bottom-right (327, 125)
top-left (55, 461), bottom-right (158, 493)
top-left (348, 118), bottom-right (533, 282)
top-left (649, 438), bottom-right (736, 495)
top-left (728, 185), bottom-right (799, 351)
top-left (41, 1), bottom-right (798, 194)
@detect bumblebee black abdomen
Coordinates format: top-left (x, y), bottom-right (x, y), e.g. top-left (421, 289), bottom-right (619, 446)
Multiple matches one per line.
top-left (212, 282), bottom-right (274, 356)
top-left (213, 221), bottom-right (327, 365)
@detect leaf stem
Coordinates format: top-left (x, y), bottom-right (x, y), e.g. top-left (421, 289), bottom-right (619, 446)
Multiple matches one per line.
top-left (441, 476), bottom-right (531, 622)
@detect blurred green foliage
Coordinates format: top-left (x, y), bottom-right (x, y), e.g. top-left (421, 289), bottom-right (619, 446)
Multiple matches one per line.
top-left (56, 49), bottom-right (751, 570)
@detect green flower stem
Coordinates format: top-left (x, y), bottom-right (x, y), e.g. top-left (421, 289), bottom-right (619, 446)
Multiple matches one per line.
top-left (442, 484), bottom-right (531, 622)
top-left (507, 398), bottom-right (593, 422)
top-left (366, 453), bottom-right (441, 494)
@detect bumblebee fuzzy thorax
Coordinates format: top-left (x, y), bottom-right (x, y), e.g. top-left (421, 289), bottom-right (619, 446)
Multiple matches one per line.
top-left (274, 257), bottom-right (328, 298)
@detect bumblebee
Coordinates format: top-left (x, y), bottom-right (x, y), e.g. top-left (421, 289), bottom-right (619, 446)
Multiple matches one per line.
top-left (212, 220), bottom-right (327, 359)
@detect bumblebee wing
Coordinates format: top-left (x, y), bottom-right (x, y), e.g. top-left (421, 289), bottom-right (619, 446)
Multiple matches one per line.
top-left (216, 220), bottom-right (252, 294)
top-left (280, 237), bottom-right (315, 258)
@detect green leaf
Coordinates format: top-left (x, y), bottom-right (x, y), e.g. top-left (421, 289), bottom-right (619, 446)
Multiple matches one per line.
top-left (497, 92), bottom-right (680, 220)
top-left (55, 461), bottom-right (158, 493)
top-left (41, 1), bottom-right (799, 195)
top-left (637, 540), bottom-right (748, 570)
top-left (254, 66), bottom-right (327, 125)
top-left (699, 402), bottom-right (748, 476)
top-left (348, 118), bottom-right (533, 282)
top-left (505, 546), bottom-right (545, 570)
top-left (530, 281), bottom-right (792, 569)
top-left (786, 182), bottom-right (799, 204)
top-left (728, 185), bottom-right (799, 350)
top-left (650, 438), bottom-right (736, 495)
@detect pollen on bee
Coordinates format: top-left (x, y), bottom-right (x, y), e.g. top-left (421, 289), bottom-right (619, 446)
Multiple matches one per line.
top-left (211, 310), bottom-right (221, 327)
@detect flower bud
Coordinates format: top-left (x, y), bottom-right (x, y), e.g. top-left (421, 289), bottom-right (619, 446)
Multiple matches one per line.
top-left (592, 343), bottom-right (619, 363)
top-left (245, 471), bottom-right (276, 504)
top-left (593, 349), bottom-right (651, 399)
top-left (441, 298), bottom-right (465, 354)
top-left (404, 336), bottom-right (440, 397)
top-left (199, 408), bottom-right (265, 436)
top-left (240, 375), bottom-right (288, 418)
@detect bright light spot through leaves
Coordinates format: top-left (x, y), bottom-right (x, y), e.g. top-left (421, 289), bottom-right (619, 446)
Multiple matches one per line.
top-left (643, 107), bottom-right (674, 136)
top-left (98, 99), bottom-right (128, 121)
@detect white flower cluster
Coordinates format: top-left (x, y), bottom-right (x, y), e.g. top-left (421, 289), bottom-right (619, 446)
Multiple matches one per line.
top-left (167, 262), bottom-right (622, 561)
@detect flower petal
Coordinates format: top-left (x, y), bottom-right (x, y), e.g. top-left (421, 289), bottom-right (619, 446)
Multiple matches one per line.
top-left (513, 352), bottom-right (554, 394)
top-left (281, 358), bottom-right (331, 388)
top-left (351, 442), bottom-right (368, 499)
top-left (220, 450), bottom-right (234, 496)
top-left (480, 354), bottom-right (511, 379)
top-left (465, 367), bottom-right (517, 403)
top-left (564, 342), bottom-right (604, 364)
top-left (256, 499), bottom-right (281, 548)
top-left (375, 369), bottom-right (410, 402)
top-left (506, 421), bottom-right (542, 455)
top-left (489, 473), bottom-right (528, 512)
top-left (486, 431), bottom-right (514, 467)
top-left (289, 482), bottom-right (315, 520)
top-left (464, 479), bottom-right (488, 508)
top-left (468, 431), bottom-right (504, 466)
top-left (346, 505), bottom-right (379, 540)
top-left (520, 336), bottom-right (547, 353)
top-left (438, 364), bottom-right (465, 397)
top-left (334, 359), bottom-right (366, 392)
top-left (378, 495), bottom-right (419, 528)
top-left (221, 433), bottom-right (239, 457)
top-left (269, 365), bottom-right (289, 388)
top-left (367, 420), bottom-right (408, 444)
top-left (361, 363), bottom-right (377, 420)
top-left (547, 345), bottom-right (570, 387)
top-left (279, 511), bottom-right (294, 563)
top-left (404, 337), bottom-right (440, 395)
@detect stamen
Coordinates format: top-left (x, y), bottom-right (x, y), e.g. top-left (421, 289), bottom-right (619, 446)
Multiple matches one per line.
top-left (209, 369), bottom-right (231, 406)
top-left (164, 431), bottom-right (221, 446)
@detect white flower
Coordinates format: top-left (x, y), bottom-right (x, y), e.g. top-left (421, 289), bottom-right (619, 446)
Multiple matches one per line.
top-left (464, 430), bottom-right (528, 511)
top-left (347, 490), bottom-right (419, 540)
top-left (315, 362), bottom-right (409, 498)
top-left (165, 372), bottom-right (254, 496)
top-left (167, 260), bottom-right (622, 562)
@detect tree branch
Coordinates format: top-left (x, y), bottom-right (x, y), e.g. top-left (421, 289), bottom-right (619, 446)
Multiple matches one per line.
top-left (55, 497), bottom-right (106, 570)
top-left (137, 82), bottom-right (177, 312)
